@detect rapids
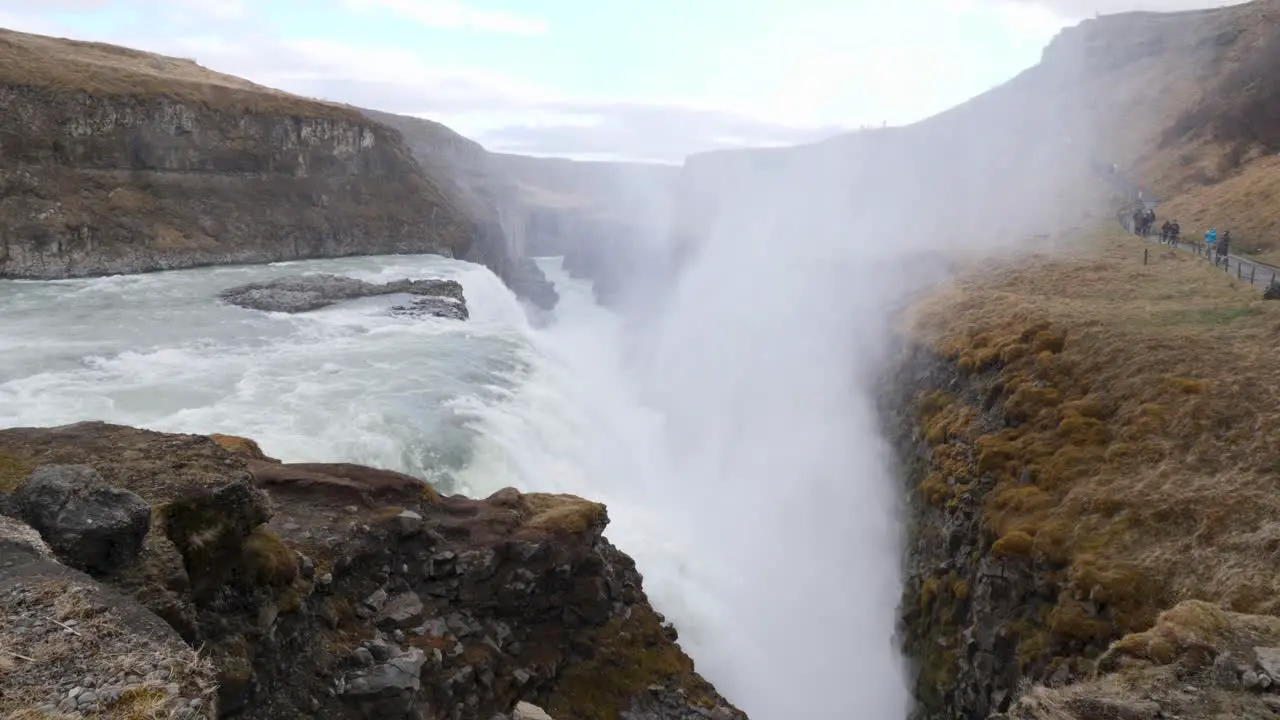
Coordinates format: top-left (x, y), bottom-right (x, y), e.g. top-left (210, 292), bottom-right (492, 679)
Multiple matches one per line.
top-left (0, 252), bottom-right (912, 719)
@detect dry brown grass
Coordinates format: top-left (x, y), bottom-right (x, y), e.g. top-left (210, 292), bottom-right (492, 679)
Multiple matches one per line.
top-left (1158, 155), bottom-right (1280, 262)
top-left (0, 579), bottom-right (217, 719)
top-left (1008, 600), bottom-right (1280, 719)
top-left (523, 493), bottom-right (607, 536)
top-left (1118, 4), bottom-right (1280, 264)
top-left (906, 225), bottom-right (1280, 648)
top-left (0, 28), bottom-right (357, 121)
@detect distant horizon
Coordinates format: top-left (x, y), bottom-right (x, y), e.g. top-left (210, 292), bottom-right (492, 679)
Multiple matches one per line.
top-left (0, 0), bottom-right (1249, 162)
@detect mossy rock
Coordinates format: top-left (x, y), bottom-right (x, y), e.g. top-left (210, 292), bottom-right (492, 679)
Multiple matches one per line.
top-left (242, 529), bottom-right (298, 588)
top-left (543, 605), bottom-right (716, 720)
top-left (161, 482), bottom-right (271, 596)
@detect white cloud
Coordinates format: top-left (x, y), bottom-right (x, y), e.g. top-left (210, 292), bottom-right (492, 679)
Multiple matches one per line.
top-left (1, 0), bottom-right (1055, 161)
top-left (339, 0), bottom-right (546, 35)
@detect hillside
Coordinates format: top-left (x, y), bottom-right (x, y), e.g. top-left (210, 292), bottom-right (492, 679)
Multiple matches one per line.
top-left (669, 1), bottom-right (1280, 267)
top-left (1103, 1), bottom-right (1280, 261)
top-left (891, 226), bottom-right (1280, 719)
top-left (0, 29), bottom-right (476, 283)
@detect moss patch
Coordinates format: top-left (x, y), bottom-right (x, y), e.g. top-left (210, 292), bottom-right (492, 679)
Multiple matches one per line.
top-left (0, 454), bottom-right (34, 493)
top-left (242, 529), bottom-right (298, 588)
top-left (543, 605), bottom-right (716, 720)
top-left (900, 227), bottom-right (1280, 706)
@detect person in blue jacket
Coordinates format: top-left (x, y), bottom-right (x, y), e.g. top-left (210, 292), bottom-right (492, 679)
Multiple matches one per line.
top-left (1205, 227), bottom-right (1217, 258)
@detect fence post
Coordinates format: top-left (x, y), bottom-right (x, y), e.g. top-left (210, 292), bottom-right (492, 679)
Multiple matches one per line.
top-left (1251, 265), bottom-right (1256, 284)
top-left (1143, 248), bottom-right (1148, 266)
top-left (1238, 263), bottom-right (1242, 279)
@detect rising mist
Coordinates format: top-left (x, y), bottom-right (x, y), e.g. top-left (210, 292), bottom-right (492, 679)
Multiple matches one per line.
top-left (549, 25), bottom-right (1112, 718)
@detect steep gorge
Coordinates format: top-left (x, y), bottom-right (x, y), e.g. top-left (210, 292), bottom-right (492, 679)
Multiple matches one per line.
top-left (635, 3), bottom-right (1280, 717)
top-left (361, 108), bottom-right (679, 308)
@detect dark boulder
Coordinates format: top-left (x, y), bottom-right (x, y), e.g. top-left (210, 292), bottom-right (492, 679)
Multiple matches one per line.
top-left (11, 464), bottom-right (151, 575)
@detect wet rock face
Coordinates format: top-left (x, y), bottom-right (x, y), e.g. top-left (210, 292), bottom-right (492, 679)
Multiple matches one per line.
top-left (882, 346), bottom-right (1041, 720)
top-left (12, 464), bottom-right (151, 575)
top-left (0, 422), bottom-right (745, 720)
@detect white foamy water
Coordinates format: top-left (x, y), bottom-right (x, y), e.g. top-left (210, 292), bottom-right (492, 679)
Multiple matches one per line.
top-left (0, 251), bottom-right (913, 719)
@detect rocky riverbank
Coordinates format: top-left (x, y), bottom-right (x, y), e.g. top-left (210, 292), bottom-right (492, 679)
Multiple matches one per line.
top-left (0, 422), bottom-right (744, 720)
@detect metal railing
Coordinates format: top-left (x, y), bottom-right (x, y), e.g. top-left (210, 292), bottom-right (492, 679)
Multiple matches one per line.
top-left (1107, 165), bottom-right (1280, 292)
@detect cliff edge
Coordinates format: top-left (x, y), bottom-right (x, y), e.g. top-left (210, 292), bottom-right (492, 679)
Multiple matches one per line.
top-left (0, 29), bottom-right (476, 279)
top-left (885, 227), bottom-right (1280, 718)
top-left (0, 422), bottom-right (745, 720)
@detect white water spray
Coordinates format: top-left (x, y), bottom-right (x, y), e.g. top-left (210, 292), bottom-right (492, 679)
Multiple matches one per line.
top-left (0, 235), bottom-right (920, 719)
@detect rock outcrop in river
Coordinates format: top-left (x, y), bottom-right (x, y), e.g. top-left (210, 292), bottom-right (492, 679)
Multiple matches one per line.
top-left (0, 422), bottom-right (744, 720)
top-left (219, 274), bottom-right (469, 320)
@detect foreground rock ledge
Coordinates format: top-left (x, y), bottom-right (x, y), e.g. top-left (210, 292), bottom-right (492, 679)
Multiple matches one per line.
top-left (0, 421), bottom-right (744, 720)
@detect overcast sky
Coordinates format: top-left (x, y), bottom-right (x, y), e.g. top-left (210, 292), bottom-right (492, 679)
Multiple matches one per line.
top-left (0, 0), bottom-right (1247, 162)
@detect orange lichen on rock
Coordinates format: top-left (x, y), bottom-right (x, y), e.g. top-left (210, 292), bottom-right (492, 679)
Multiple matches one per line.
top-left (210, 434), bottom-right (278, 462)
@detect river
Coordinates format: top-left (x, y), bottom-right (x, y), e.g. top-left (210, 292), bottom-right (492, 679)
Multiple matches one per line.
top-left (0, 250), bottom-right (913, 719)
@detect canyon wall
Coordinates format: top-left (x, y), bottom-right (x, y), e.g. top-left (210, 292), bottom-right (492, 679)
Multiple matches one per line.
top-left (363, 108), bottom-right (680, 308)
top-left (0, 29), bottom-right (478, 280)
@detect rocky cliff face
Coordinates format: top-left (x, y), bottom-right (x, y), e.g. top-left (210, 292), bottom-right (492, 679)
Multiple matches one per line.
top-left (883, 332), bottom-right (1157, 720)
top-left (0, 29), bottom-right (484, 280)
top-left (358, 108), bottom-right (560, 309)
top-left (882, 319), bottom-right (1280, 720)
top-left (361, 107), bottom-right (682, 309)
top-left (0, 422), bottom-right (745, 720)
top-left (492, 153), bottom-right (679, 307)
top-left (882, 344), bottom-right (1035, 719)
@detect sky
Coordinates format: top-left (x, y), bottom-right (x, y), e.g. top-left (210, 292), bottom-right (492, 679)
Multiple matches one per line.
top-left (0, 0), bottom-right (1249, 162)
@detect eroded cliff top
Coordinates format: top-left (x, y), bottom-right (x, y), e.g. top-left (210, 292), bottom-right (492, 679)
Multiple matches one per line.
top-left (893, 226), bottom-right (1280, 718)
top-left (0, 422), bottom-right (744, 720)
top-left (0, 27), bottom-right (360, 120)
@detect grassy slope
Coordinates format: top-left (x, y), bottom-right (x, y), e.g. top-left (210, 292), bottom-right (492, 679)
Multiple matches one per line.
top-left (907, 226), bottom-right (1280, 716)
top-left (0, 28), bottom-right (359, 121)
top-left (1125, 1), bottom-right (1280, 262)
